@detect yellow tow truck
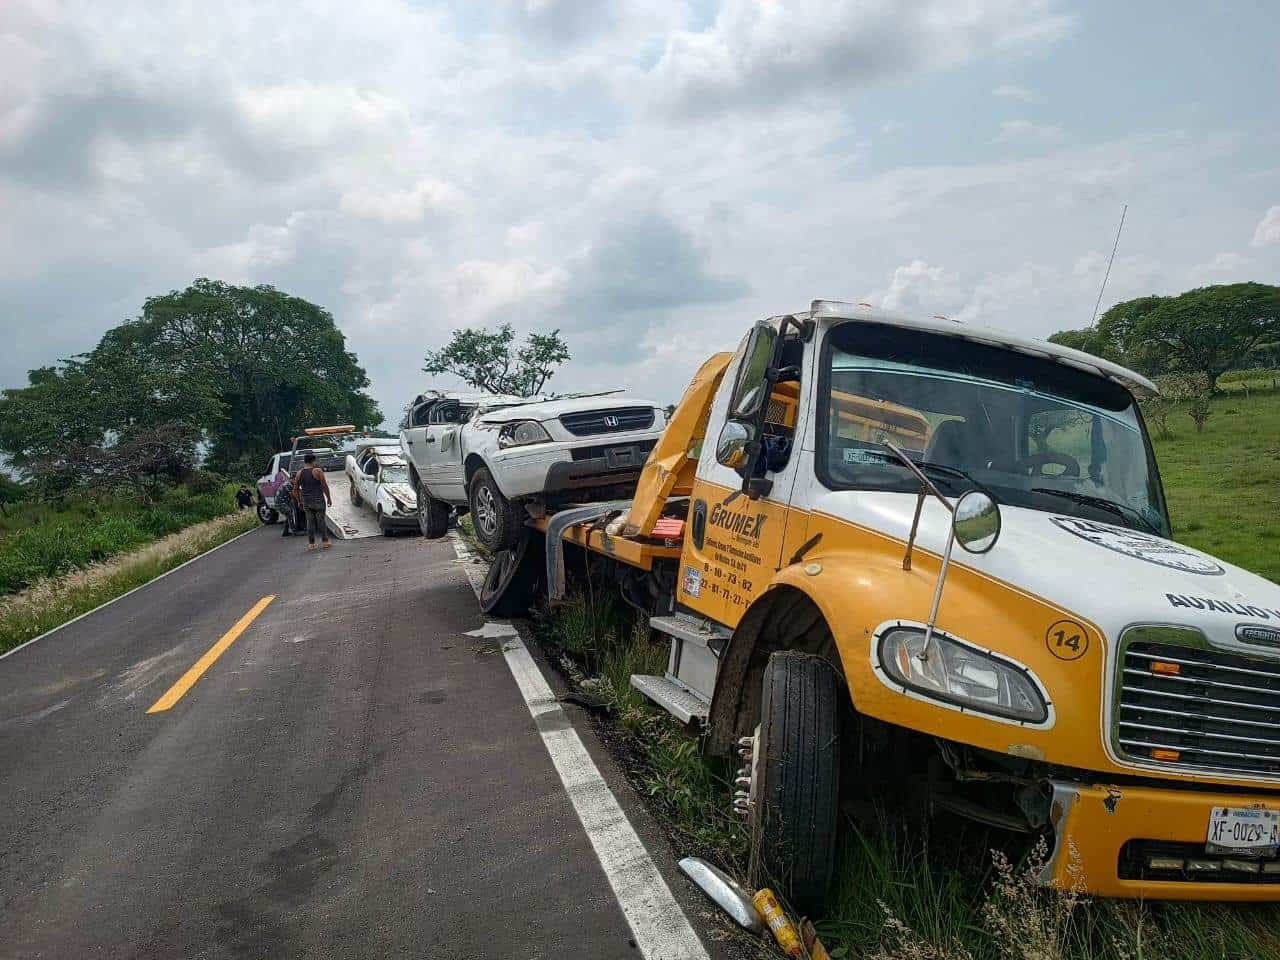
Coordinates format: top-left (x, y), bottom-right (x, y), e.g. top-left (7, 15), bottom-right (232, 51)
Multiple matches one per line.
top-left (481, 300), bottom-right (1280, 913)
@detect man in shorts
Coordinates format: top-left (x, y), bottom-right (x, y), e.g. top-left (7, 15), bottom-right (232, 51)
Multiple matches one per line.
top-left (293, 452), bottom-right (333, 550)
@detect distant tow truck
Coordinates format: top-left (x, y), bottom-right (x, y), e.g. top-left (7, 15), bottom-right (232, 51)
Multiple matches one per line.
top-left (483, 300), bottom-right (1280, 913)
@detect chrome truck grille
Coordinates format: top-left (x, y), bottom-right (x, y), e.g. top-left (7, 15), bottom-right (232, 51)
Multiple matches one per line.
top-left (1116, 638), bottom-right (1280, 777)
top-left (559, 407), bottom-right (655, 437)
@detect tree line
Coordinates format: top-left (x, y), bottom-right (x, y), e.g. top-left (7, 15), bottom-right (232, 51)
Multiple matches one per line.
top-left (1049, 282), bottom-right (1280, 394)
top-left (0, 279), bottom-right (380, 496)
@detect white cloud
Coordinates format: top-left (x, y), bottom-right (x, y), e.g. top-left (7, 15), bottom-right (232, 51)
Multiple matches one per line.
top-left (871, 260), bottom-right (965, 315)
top-left (649, 0), bottom-right (1072, 117)
top-left (339, 179), bottom-right (467, 224)
top-left (1251, 205), bottom-right (1280, 247)
top-left (1188, 251), bottom-right (1252, 286)
top-left (993, 119), bottom-right (1064, 144)
top-left (448, 259), bottom-right (570, 316)
top-left (0, 0), bottom-right (1274, 425)
top-left (992, 84), bottom-right (1036, 102)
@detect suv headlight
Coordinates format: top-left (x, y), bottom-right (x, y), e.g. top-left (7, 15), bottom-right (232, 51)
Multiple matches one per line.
top-left (498, 420), bottom-right (551, 448)
top-left (877, 626), bottom-right (1049, 724)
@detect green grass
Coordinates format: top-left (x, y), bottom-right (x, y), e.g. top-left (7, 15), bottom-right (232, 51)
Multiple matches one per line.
top-left (0, 509), bottom-right (256, 654)
top-left (0, 484), bottom-right (242, 596)
top-left (533, 591), bottom-right (747, 871)
top-left (1152, 386), bottom-right (1280, 583)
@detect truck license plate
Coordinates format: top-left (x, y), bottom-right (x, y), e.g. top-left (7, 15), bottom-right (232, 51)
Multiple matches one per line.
top-left (1206, 806), bottom-right (1280, 856)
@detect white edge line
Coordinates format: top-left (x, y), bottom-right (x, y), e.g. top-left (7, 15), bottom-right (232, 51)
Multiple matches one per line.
top-left (449, 533), bottom-right (710, 960)
top-left (0, 524), bottom-right (260, 663)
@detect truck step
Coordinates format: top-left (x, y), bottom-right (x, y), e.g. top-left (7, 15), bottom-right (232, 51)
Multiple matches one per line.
top-left (650, 614), bottom-right (732, 653)
top-left (630, 674), bottom-right (711, 723)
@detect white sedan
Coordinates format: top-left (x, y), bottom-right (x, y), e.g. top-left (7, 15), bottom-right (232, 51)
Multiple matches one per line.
top-left (345, 444), bottom-right (419, 535)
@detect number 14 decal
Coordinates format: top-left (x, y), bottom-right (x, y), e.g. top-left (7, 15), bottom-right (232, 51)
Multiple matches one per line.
top-left (1045, 619), bottom-right (1089, 661)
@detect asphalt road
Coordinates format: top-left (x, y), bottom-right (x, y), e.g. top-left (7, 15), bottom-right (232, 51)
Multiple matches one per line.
top-left (0, 527), bottom-right (734, 959)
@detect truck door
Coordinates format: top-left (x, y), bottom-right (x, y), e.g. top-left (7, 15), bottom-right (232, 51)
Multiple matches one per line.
top-left (678, 321), bottom-right (811, 628)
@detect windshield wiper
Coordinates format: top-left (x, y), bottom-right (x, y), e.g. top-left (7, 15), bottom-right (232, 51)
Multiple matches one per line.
top-left (1031, 488), bottom-right (1162, 536)
top-left (863, 447), bottom-right (985, 493)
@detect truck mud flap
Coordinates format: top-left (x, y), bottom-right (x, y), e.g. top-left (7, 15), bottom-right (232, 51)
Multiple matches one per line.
top-left (545, 500), bottom-right (632, 601)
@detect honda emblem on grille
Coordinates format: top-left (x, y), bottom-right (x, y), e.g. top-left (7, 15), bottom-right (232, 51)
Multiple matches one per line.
top-left (604, 415), bottom-right (620, 428)
top-left (1237, 623), bottom-right (1280, 650)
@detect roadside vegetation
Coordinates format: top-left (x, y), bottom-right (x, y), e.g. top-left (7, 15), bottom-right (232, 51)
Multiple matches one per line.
top-left (0, 505), bottom-right (255, 655)
top-left (1151, 376), bottom-right (1280, 583)
top-left (0, 480), bottom-right (242, 597)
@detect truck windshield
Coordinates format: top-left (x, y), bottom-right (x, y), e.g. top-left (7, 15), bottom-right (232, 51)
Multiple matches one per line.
top-left (818, 322), bottom-right (1170, 537)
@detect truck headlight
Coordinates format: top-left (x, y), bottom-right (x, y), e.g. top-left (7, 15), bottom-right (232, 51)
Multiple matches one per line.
top-left (498, 420), bottom-right (551, 448)
top-left (877, 626), bottom-right (1049, 724)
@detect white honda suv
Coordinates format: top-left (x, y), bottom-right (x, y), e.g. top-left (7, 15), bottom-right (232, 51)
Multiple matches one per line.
top-left (399, 390), bottom-right (665, 550)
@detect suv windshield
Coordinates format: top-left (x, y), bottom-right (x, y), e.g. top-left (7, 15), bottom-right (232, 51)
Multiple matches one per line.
top-left (818, 322), bottom-right (1170, 537)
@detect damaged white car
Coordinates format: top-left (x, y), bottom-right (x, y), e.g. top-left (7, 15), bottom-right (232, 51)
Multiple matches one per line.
top-left (345, 442), bottom-right (419, 536)
top-left (400, 390), bottom-right (666, 551)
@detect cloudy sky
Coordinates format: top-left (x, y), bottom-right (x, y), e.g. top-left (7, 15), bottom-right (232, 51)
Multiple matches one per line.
top-left (3, 0), bottom-right (1278, 423)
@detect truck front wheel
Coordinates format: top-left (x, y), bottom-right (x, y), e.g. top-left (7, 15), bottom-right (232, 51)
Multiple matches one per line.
top-left (417, 477), bottom-right (450, 539)
top-left (748, 650), bottom-right (841, 917)
top-left (256, 500), bottom-right (278, 525)
top-left (468, 467), bottom-right (523, 552)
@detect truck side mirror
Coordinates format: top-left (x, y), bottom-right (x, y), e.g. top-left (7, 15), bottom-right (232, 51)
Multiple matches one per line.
top-left (953, 490), bottom-right (1001, 553)
top-left (715, 420), bottom-right (753, 471)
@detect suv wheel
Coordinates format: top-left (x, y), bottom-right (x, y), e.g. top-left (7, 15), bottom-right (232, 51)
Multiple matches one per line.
top-left (468, 467), bottom-right (523, 552)
top-left (256, 500), bottom-right (278, 525)
top-left (479, 531), bottom-right (542, 616)
top-left (417, 476), bottom-right (450, 539)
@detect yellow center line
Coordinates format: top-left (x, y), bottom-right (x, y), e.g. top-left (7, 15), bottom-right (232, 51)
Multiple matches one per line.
top-left (146, 595), bottom-right (276, 714)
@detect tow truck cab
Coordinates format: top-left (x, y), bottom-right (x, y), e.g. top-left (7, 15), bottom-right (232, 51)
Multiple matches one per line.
top-left (529, 300), bottom-right (1280, 911)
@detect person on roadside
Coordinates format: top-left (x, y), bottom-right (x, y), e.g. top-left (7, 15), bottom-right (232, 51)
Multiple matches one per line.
top-left (235, 485), bottom-right (253, 511)
top-left (293, 452), bottom-right (333, 550)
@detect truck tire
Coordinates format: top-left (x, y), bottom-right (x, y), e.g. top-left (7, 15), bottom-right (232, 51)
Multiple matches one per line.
top-left (257, 501), bottom-right (278, 525)
top-left (417, 477), bottom-right (450, 539)
top-left (468, 467), bottom-right (523, 553)
top-left (350, 483), bottom-right (362, 507)
top-left (748, 651), bottom-right (841, 917)
top-left (479, 531), bottom-right (543, 617)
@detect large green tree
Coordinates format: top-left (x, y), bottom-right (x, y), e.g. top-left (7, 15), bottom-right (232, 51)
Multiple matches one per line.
top-left (0, 329), bottom-right (221, 489)
top-left (0, 279), bottom-right (380, 487)
top-left (132, 279), bottom-right (381, 469)
top-left (423, 324), bottom-right (570, 396)
top-left (1049, 283), bottom-right (1280, 390)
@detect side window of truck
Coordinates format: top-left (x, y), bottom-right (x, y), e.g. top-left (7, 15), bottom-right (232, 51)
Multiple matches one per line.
top-left (411, 403), bottom-right (432, 427)
top-left (758, 336), bottom-right (804, 473)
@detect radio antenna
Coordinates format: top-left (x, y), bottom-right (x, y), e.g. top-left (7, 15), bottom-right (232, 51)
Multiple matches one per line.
top-left (1090, 204), bottom-right (1127, 325)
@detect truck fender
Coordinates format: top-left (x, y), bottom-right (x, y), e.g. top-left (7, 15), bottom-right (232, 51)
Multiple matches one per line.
top-left (705, 575), bottom-right (845, 756)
